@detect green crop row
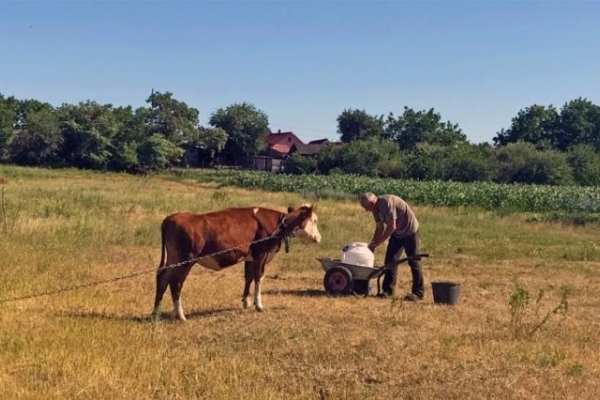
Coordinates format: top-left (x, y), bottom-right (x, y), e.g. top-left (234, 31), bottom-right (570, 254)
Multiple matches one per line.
top-left (173, 169), bottom-right (600, 215)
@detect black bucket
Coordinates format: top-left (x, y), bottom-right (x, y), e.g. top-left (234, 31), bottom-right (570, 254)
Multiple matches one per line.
top-left (431, 281), bottom-right (461, 305)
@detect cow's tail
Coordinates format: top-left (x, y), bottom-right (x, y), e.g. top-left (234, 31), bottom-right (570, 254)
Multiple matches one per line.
top-left (157, 219), bottom-right (167, 276)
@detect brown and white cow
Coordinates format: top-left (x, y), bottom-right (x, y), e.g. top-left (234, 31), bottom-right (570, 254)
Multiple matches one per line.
top-left (152, 204), bottom-right (321, 320)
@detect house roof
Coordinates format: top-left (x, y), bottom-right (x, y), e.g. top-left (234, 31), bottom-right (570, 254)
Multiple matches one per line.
top-left (289, 143), bottom-right (327, 156)
top-left (308, 138), bottom-right (330, 145)
top-left (265, 131), bottom-right (302, 147)
top-left (270, 143), bottom-right (292, 155)
top-left (264, 130), bottom-right (305, 156)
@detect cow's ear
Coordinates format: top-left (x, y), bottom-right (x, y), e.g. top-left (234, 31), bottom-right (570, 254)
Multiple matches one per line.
top-left (287, 206), bottom-right (295, 213)
top-left (302, 203), bottom-right (315, 214)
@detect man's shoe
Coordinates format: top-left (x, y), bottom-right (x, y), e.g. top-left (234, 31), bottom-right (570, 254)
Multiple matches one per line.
top-left (403, 293), bottom-right (423, 302)
top-left (376, 291), bottom-right (393, 298)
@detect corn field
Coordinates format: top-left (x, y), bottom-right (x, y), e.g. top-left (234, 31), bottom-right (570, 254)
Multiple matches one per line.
top-left (174, 169), bottom-right (600, 216)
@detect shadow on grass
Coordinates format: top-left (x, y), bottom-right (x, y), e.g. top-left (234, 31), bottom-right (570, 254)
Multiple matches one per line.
top-left (262, 288), bottom-right (329, 298)
top-left (184, 307), bottom-right (240, 319)
top-left (55, 306), bottom-right (239, 323)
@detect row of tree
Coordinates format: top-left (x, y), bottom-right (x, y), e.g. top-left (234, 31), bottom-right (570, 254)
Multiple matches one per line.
top-left (308, 98), bottom-right (599, 185)
top-left (284, 138), bottom-right (600, 186)
top-left (1, 91), bottom-right (599, 185)
top-left (0, 91), bottom-right (269, 171)
top-left (335, 98), bottom-right (600, 153)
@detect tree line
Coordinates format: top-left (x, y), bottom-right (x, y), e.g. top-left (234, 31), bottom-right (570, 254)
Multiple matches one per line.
top-left (1, 91), bottom-right (599, 185)
top-left (0, 90), bottom-right (269, 172)
top-left (286, 99), bottom-right (600, 186)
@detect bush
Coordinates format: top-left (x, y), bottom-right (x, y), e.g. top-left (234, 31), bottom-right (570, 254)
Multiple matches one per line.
top-left (567, 144), bottom-right (600, 186)
top-left (316, 143), bottom-right (344, 174)
top-left (508, 282), bottom-right (570, 339)
top-left (404, 143), bottom-right (447, 181)
top-left (443, 143), bottom-right (495, 182)
top-left (495, 142), bottom-right (573, 185)
top-left (340, 138), bottom-right (400, 177)
top-left (282, 153), bottom-right (317, 175)
top-left (137, 134), bottom-right (183, 170)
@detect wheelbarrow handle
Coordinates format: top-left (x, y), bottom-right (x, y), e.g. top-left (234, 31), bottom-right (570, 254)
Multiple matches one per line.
top-left (384, 253), bottom-right (429, 269)
top-left (366, 253), bottom-right (429, 281)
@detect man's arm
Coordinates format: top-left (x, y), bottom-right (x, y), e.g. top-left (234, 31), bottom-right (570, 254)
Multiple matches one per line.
top-left (369, 220), bottom-right (397, 251)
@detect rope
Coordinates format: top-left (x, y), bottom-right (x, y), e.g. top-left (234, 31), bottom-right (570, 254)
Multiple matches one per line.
top-left (0, 228), bottom-right (287, 305)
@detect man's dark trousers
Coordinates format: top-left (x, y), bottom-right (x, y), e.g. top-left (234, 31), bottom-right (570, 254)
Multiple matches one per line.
top-left (382, 232), bottom-right (424, 297)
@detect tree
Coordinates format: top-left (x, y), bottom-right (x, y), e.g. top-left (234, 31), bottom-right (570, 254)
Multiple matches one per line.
top-left (493, 99), bottom-right (600, 152)
top-left (311, 138), bottom-right (402, 177)
top-left (14, 99), bottom-right (54, 129)
top-left (57, 101), bottom-right (119, 170)
top-left (209, 102), bottom-right (269, 165)
top-left (404, 143), bottom-right (448, 181)
top-left (186, 127), bottom-right (227, 156)
top-left (137, 134), bottom-right (183, 170)
top-left (8, 107), bottom-right (61, 166)
top-left (337, 109), bottom-right (384, 142)
top-left (388, 107), bottom-right (466, 151)
top-left (146, 90), bottom-right (200, 143)
top-left (555, 98), bottom-right (600, 151)
top-left (0, 95), bottom-right (19, 161)
top-left (108, 106), bottom-right (149, 172)
top-left (182, 126), bottom-right (228, 166)
top-left (493, 104), bottom-right (559, 149)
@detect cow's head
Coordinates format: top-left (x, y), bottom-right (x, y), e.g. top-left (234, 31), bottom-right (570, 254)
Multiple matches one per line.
top-left (284, 204), bottom-right (322, 243)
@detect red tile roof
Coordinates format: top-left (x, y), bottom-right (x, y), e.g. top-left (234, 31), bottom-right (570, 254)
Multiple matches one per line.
top-left (264, 131), bottom-right (304, 155)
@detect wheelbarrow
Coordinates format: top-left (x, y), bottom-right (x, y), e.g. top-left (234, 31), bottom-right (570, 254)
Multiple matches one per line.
top-left (317, 254), bottom-right (429, 297)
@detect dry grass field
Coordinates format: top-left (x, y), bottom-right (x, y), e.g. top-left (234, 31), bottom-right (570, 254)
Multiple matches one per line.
top-left (0, 166), bottom-right (599, 399)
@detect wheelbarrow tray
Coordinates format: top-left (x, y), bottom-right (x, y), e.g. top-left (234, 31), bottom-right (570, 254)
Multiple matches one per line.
top-left (317, 253), bottom-right (429, 295)
top-left (317, 258), bottom-right (380, 281)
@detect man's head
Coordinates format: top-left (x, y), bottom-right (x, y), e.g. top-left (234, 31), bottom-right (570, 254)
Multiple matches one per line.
top-left (360, 192), bottom-right (378, 212)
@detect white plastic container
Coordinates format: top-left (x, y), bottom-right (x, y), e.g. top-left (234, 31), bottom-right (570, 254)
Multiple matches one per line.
top-left (340, 242), bottom-right (375, 268)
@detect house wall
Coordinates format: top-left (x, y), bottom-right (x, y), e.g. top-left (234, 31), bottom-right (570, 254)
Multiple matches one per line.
top-left (249, 156), bottom-right (284, 173)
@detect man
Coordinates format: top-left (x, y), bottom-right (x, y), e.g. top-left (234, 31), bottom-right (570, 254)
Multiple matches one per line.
top-left (359, 192), bottom-right (424, 301)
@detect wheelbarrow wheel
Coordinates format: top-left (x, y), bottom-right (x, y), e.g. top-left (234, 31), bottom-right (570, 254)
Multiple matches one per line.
top-left (323, 266), bottom-right (354, 296)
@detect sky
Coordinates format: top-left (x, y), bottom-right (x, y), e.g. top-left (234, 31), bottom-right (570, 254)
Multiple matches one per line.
top-left (1, 0), bottom-right (599, 144)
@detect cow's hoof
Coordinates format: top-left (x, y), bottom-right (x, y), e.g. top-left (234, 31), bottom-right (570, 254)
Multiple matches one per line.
top-left (255, 305), bottom-right (264, 312)
top-left (151, 307), bottom-right (162, 321)
top-left (242, 298), bottom-right (251, 309)
top-left (173, 312), bottom-right (187, 321)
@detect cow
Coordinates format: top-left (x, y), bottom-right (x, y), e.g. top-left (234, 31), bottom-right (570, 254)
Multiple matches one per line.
top-left (151, 204), bottom-right (322, 321)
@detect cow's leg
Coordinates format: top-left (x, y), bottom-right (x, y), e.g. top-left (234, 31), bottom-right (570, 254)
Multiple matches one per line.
top-left (252, 258), bottom-right (268, 312)
top-left (169, 264), bottom-right (193, 321)
top-left (254, 276), bottom-right (265, 312)
top-left (242, 261), bottom-right (253, 309)
top-left (152, 268), bottom-right (171, 319)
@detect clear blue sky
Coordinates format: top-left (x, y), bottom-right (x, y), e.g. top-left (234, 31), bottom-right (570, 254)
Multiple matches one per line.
top-left (1, 0), bottom-right (599, 144)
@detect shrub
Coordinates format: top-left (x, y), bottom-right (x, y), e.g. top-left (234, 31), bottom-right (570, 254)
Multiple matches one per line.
top-left (508, 282), bottom-right (570, 339)
top-left (567, 144), bottom-right (600, 186)
top-left (495, 142), bottom-right (573, 185)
